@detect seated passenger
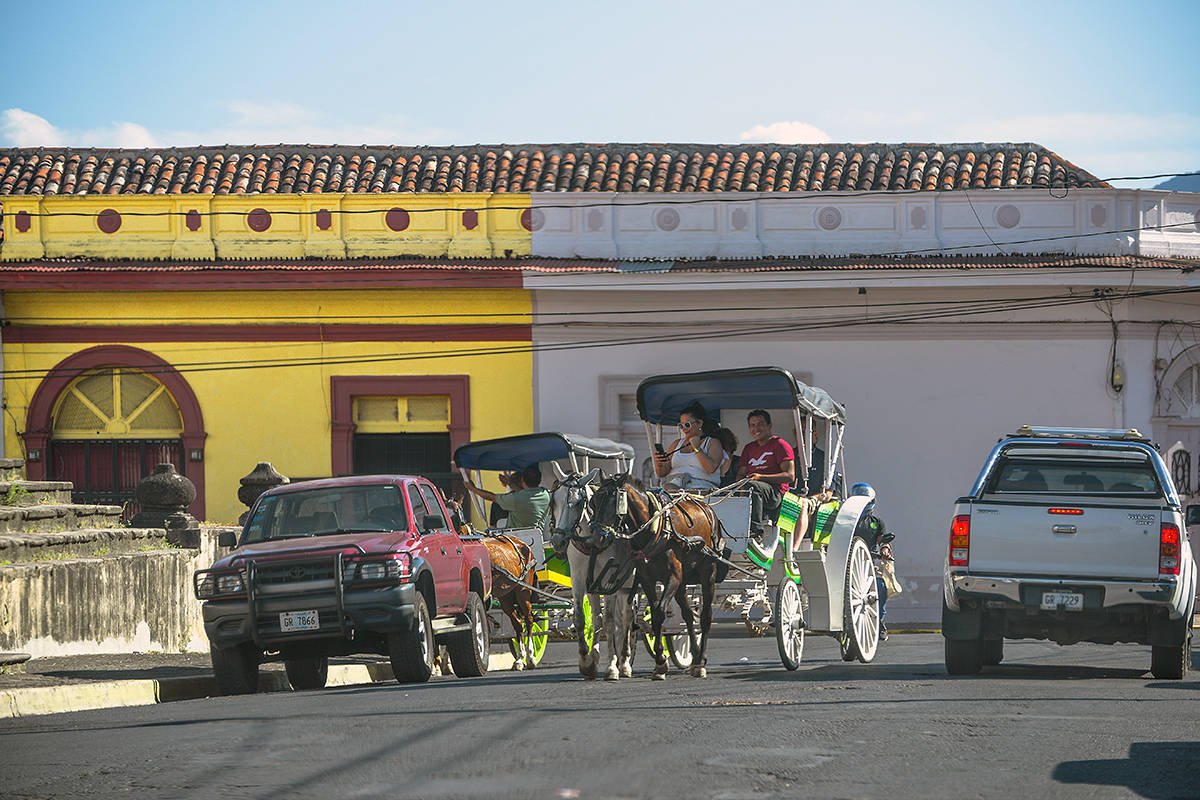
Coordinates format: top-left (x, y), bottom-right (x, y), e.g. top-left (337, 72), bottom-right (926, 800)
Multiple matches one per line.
top-left (462, 465), bottom-right (552, 532)
top-left (653, 401), bottom-right (724, 492)
top-left (737, 408), bottom-right (796, 541)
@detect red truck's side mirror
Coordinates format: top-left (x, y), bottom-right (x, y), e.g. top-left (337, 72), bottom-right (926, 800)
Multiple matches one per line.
top-left (218, 530), bottom-right (238, 548)
top-left (422, 515), bottom-right (446, 532)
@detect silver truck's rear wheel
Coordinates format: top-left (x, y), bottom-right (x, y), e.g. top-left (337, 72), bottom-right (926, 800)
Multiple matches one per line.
top-left (211, 643), bottom-right (260, 695)
top-left (1150, 630), bottom-right (1191, 680)
top-left (389, 594), bottom-right (435, 683)
top-left (284, 655), bottom-right (328, 690)
top-left (447, 592), bottom-right (490, 678)
top-left (944, 636), bottom-right (983, 675)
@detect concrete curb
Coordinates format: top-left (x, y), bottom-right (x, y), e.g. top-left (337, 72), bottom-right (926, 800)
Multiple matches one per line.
top-left (0, 652), bottom-right (516, 719)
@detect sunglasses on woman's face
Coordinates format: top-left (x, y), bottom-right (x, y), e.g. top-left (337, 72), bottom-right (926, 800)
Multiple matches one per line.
top-left (680, 420), bottom-right (697, 429)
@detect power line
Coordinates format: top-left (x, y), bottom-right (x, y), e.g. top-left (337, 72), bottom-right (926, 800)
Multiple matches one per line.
top-left (4, 285), bottom-right (1183, 324)
top-left (4, 285), bottom-right (1196, 380)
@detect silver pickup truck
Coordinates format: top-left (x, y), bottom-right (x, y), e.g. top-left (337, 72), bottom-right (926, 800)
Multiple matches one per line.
top-left (942, 426), bottom-right (1196, 679)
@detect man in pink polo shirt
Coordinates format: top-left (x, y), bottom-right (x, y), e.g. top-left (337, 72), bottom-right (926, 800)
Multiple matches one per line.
top-left (737, 409), bottom-right (796, 540)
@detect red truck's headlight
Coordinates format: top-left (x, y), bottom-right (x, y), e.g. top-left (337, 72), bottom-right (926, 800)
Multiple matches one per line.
top-left (343, 553), bottom-right (411, 584)
top-left (194, 569), bottom-right (246, 599)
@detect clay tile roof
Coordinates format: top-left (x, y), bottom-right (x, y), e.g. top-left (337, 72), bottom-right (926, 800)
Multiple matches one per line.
top-left (0, 143), bottom-right (1107, 195)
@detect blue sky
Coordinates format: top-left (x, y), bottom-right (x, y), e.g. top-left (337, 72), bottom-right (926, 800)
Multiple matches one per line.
top-left (2, 0), bottom-right (1197, 187)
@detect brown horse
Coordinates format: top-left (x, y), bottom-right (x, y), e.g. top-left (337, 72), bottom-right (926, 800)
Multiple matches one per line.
top-left (587, 473), bottom-right (723, 680)
top-left (481, 533), bottom-right (539, 669)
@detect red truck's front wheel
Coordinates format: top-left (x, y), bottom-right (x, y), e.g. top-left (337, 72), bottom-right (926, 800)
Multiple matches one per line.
top-left (390, 595), bottom-right (435, 683)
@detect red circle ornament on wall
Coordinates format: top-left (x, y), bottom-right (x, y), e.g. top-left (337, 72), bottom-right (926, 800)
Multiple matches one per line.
top-left (185, 210), bottom-right (202, 232)
top-left (461, 209), bottom-right (479, 230)
top-left (520, 208), bottom-right (533, 231)
top-left (385, 208), bottom-right (410, 232)
top-left (247, 208), bottom-right (272, 232)
top-left (315, 209), bottom-right (333, 230)
top-left (97, 208), bottom-right (122, 234)
top-left (15, 210), bottom-right (31, 232)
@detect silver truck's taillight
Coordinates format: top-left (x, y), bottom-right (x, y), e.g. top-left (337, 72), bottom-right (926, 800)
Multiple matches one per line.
top-left (949, 515), bottom-right (970, 567)
top-left (1159, 524), bottom-right (1181, 575)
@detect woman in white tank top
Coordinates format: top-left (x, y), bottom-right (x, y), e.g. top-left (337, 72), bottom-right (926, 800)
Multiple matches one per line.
top-left (653, 403), bottom-right (723, 491)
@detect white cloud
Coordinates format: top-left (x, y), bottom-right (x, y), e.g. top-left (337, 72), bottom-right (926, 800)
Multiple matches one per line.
top-left (1, 108), bottom-right (65, 146)
top-left (738, 120), bottom-right (831, 144)
top-left (0, 103), bottom-right (453, 150)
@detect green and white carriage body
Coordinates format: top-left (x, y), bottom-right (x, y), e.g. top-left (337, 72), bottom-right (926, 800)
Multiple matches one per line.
top-left (452, 432), bottom-right (636, 656)
top-left (636, 366), bottom-right (883, 667)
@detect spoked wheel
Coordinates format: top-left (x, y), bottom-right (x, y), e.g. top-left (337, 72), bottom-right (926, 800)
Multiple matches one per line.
top-left (774, 578), bottom-right (805, 670)
top-left (639, 592), bottom-right (694, 669)
top-left (509, 609), bottom-right (550, 666)
top-left (843, 537), bottom-right (881, 663)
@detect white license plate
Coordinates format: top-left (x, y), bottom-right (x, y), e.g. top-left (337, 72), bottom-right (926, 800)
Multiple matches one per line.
top-left (279, 610), bottom-right (320, 632)
top-left (1040, 591), bottom-right (1083, 611)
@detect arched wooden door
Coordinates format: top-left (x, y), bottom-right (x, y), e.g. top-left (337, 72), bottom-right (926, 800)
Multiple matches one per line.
top-left (49, 367), bottom-right (185, 509)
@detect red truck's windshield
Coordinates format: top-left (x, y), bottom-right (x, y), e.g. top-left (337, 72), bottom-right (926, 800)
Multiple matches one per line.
top-left (244, 483), bottom-right (410, 543)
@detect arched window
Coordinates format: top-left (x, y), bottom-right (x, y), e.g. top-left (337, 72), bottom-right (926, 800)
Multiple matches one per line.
top-left (53, 368), bottom-right (183, 438)
top-left (50, 368), bottom-right (185, 508)
top-left (1162, 363), bottom-right (1200, 419)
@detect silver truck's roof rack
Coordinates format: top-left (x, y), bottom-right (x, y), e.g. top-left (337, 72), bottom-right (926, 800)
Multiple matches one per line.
top-left (1010, 425), bottom-right (1147, 441)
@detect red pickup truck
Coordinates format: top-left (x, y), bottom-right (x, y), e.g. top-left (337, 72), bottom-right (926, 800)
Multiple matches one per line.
top-left (194, 475), bottom-right (492, 694)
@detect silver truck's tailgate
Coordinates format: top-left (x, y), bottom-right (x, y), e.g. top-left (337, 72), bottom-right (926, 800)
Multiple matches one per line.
top-left (968, 497), bottom-right (1164, 580)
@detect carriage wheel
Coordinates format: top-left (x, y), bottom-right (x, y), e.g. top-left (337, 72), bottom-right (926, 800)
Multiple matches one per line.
top-left (508, 609), bottom-right (550, 666)
top-left (843, 537), bottom-right (881, 664)
top-left (638, 593), bottom-right (694, 669)
top-left (774, 578), bottom-right (805, 670)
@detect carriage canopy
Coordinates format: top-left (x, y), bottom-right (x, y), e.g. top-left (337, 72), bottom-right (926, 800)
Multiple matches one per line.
top-left (635, 367), bottom-right (847, 426)
top-left (453, 432), bottom-right (635, 472)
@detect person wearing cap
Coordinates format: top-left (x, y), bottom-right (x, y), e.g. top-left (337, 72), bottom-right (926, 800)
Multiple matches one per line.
top-left (462, 465), bottom-right (552, 531)
top-left (851, 482), bottom-right (894, 640)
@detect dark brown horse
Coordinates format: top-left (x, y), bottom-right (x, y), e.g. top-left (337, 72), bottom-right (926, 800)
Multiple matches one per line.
top-left (587, 473), bottom-right (723, 679)
top-left (481, 533), bottom-right (539, 669)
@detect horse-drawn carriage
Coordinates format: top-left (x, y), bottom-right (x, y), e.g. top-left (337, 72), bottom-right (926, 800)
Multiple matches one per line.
top-left (613, 366), bottom-right (883, 672)
top-left (452, 432), bottom-right (635, 669)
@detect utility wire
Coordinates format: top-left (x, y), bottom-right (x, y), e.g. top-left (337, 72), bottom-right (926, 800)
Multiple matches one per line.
top-left (4, 285), bottom-right (1196, 380)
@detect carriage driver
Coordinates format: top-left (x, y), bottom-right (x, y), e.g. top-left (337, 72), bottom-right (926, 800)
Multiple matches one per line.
top-left (461, 465), bottom-right (552, 531)
top-left (737, 409), bottom-right (796, 542)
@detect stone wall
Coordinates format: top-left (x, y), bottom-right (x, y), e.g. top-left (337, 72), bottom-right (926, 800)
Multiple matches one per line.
top-left (0, 527), bottom-right (235, 657)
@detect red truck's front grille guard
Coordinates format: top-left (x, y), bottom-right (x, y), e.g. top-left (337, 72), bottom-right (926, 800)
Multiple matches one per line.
top-left (245, 548), bottom-right (363, 646)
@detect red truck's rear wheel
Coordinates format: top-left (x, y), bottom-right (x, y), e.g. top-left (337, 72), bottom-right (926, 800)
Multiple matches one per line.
top-left (285, 655), bottom-right (329, 690)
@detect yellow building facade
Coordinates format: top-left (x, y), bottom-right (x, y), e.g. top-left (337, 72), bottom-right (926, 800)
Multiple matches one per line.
top-left (1, 191), bottom-right (537, 522)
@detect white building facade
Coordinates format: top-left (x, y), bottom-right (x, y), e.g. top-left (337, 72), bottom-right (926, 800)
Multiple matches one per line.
top-left (524, 186), bottom-right (1200, 623)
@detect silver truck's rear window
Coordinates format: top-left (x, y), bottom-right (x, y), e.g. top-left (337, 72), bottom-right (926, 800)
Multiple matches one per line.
top-left (985, 457), bottom-right (1161, 495)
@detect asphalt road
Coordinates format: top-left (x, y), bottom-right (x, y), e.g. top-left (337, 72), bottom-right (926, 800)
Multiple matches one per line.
top-left (1, 629), bottom-right (1197, 800)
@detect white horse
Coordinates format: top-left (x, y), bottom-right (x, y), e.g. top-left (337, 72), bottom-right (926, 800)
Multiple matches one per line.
top-left (550, 463), bottom-right (638, 681)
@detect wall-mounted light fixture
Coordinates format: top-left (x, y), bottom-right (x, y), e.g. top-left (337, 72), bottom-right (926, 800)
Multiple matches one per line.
top-left (27, 449), bottom-right (41, 462)
top-left (189, 449), bottom-right (204, 462)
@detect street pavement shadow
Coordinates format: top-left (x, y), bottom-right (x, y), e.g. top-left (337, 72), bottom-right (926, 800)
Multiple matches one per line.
top-left (1053, 741), bottom-right (1199, 799)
